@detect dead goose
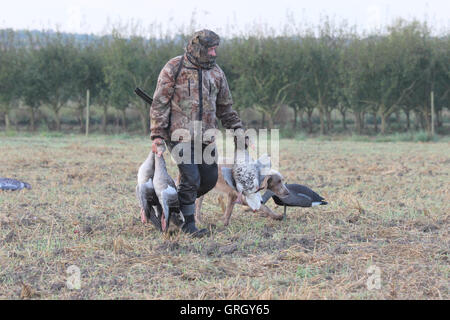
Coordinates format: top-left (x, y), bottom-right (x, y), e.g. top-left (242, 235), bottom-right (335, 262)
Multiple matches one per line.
top-left (233, 158), bottom-right (261, 210)
top-left (223, 153), bottom-right (271, 211)
top-left (153, 144), bottom-right (183, 232)
top-left (262, 183), bottom-right (328, 219)
top-left (136, 151), bottom-right (164, 229)
top-left (0, 178), bottom-right (31, 191)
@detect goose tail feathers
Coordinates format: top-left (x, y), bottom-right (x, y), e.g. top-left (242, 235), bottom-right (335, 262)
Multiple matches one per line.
top-left (311, 200), bottom-right (328, 206)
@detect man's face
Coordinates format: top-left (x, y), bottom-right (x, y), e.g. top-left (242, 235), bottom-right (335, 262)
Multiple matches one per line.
top-left (207, 45), bottom-right (218, 57)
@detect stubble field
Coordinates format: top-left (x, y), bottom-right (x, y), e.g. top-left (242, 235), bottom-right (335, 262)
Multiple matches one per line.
top-left (0, 135), bottom-right (448, 299)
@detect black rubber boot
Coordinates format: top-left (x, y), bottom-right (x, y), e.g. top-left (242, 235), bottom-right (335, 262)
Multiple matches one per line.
top-left (181, 215), bottom-right (210, 238)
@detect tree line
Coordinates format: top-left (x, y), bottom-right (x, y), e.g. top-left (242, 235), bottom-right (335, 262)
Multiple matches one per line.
top-left (0, 19), bottom-right (448, 136)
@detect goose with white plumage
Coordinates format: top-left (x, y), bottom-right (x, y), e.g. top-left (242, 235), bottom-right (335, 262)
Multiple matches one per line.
top-left (228, 149), bottom-right (272, 211)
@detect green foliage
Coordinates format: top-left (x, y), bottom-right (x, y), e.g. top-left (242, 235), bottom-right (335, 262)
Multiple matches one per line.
top-left (101, 29), bottom-right (184, 133)
top-left (0, 18), bottom-right (448, 136)
top-left (0, 29), bottom-right (22, 130)
top-left (347, 131), bottom-right (441, 143)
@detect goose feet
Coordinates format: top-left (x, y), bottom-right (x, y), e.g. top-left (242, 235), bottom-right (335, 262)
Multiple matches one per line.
top-left (161, 213), bottom-right (167, 232)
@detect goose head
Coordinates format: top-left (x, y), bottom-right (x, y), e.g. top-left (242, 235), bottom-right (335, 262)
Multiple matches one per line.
top-left (155, 143), bottom-right (166, 157)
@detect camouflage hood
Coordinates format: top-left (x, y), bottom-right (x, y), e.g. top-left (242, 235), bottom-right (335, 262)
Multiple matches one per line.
top-left (185, 29), bottom-right (220, 69)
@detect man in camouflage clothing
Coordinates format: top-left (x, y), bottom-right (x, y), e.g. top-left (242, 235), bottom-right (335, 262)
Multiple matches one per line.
top-left (150, 29), bottom-right (244, 237)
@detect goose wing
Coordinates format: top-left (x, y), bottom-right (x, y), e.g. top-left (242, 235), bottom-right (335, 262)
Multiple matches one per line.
top-left (246, 192), bottom-right (262, 211)
top-left (261, 190), bottom-right (275, 205)
top-left (256, 154), bottom-right (271, 170)
top-left (255, 154), bottom-right (271, 184)
top-left (136, 180), bottom-right (165, 230)
top-left (148, 205), bottom-right (163, 231)
top-left (273, 192), bottom-right (312, 207)
top-left (137, 180), bottom-right (159, 209)
top-left (287, 184), bottom-right (325, 202)
top-left (221, 167), bottom-right (237, 190)
top-left (233, 162), bottom-right (259, 195)
top-left (153, 154), bottom-right (181, 232)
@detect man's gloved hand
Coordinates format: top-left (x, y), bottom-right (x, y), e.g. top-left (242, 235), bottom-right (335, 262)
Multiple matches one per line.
top-left (152, 137), bottom-right (166, 157)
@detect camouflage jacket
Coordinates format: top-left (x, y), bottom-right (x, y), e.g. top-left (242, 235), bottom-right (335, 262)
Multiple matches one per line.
top-left (150, 54), bottom-right (243, 143)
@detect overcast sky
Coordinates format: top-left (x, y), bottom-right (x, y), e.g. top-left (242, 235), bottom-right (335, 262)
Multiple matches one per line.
top-left (1, 0), bottom-right (448, 36)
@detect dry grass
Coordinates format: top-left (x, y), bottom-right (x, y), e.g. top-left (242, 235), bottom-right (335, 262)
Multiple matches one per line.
top-left (0, 135), bottom-right (448, 299)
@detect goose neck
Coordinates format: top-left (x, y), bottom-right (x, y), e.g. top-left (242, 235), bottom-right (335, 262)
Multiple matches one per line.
top-left (155, 154), bottom-right (167, 170)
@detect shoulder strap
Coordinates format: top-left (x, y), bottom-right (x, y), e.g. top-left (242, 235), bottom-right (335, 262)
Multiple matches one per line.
top-left (168, 55), bottom-right (184, 102)
top-left (166, 55), bottom-right (184, 136)
top-left (172, 56), bottom-right (184, 91)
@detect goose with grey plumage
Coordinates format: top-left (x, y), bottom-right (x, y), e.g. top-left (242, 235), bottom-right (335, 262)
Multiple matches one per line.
top-left (0, 178), bottom-right (31, 191)
top-left (136, 150), bottom-right (164, 230)
top-left (152, 144), bottom-right (184, 232)
top-left (262, 183), bottom-right (328, 219)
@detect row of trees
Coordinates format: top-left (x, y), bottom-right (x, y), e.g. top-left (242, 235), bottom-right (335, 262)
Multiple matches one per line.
top-left (0, 28), bottom-right (185, 133)
top-left (0, 19), bottom-right (448, 135)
